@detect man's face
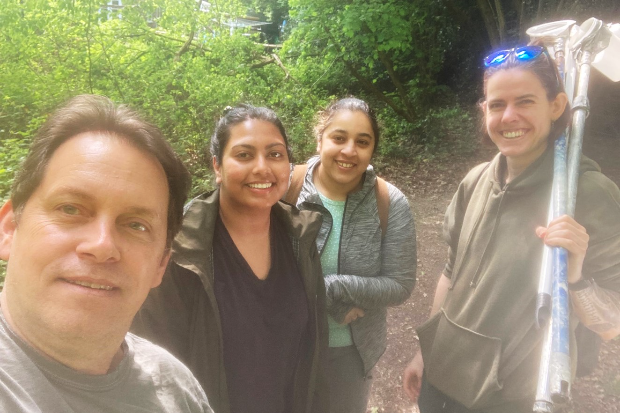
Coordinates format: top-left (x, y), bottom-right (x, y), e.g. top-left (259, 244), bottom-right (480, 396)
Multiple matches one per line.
top-left (0, 132), bottom-right (170, 344)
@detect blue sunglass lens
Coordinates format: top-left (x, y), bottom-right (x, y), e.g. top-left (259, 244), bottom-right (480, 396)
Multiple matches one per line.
top-left (515, 46), bottom-right (543, 60)
top-left (484, 51), bottom-right (510, 67)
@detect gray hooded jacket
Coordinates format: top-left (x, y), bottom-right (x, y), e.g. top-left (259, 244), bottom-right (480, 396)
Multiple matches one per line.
top-left (294, 156), bottom-right (417, 373)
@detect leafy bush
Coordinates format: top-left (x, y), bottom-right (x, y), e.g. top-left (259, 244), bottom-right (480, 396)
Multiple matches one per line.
top-left (0, 0), bottom-right (482, 288)
top-left (0, 139), bottom-right (30, 204)
top-left (376, 104), bottom-right (479, 161)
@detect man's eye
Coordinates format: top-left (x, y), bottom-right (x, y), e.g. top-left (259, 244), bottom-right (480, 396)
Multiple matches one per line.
top-left (129, 222), bottom-right (148, 232)
top-left (60, 205), bottom-right (80, 215)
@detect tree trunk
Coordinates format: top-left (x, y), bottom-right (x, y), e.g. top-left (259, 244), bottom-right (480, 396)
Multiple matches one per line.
top-left (376, 49), bottom-right (416, 121)
top-left (476, 0), bottom-right (502, 48)
top-left (511, 0), bottom-right (525, 37)
top-left (493, 0), bottom-right (506, 43)
top-left (536, 0), bottom-right (545, 23)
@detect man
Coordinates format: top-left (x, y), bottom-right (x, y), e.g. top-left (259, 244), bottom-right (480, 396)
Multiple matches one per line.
top-left (0, 95), bottom-right (213, 413)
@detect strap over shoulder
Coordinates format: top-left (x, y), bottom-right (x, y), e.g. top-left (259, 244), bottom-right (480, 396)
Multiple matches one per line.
top-left (284, 164), bottom-right (308, 205)
top-left (375, 177), bottom-right (389, 239)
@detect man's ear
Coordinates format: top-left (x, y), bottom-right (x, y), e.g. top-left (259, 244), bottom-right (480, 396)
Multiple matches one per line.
top-left (212, 156), bottom-right (222, 185)
top-left (0, 201), bottom-right (16, 261)
top-left (150, 249), bottom-right (171, 289)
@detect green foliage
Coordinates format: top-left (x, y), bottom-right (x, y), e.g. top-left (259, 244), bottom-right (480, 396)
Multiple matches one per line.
top-left (0, 0), bottom-right (280, 284)
top-left (377, 105), bottom-right (479, 161)
top-left (0, 138), bottom-right (31, 204)
top-left (0, 0), bottom-right (292, 193)
top-left (0, 0), bottom-right (484, 288)
top-left (282, 0), bottom-right (459, 136)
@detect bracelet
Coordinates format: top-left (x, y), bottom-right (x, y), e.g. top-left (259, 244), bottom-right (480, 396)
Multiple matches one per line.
top-left (568, 278), bottom-right (591, 291)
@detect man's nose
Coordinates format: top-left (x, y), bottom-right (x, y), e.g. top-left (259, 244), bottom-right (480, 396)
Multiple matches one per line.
top-left (76, 219), bottom-right (121, 263)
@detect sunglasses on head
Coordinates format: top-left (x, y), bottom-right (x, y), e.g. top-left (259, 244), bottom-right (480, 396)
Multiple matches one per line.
top-left (483, 45), bottom-right (547, 67)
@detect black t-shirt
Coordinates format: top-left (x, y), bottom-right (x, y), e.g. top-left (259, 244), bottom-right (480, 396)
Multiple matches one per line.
top-left (213, 213), bottom-right (309, 413)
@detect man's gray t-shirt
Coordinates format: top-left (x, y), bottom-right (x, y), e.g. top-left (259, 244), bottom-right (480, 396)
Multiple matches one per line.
top-left (0, 311), bottom-right (213, 413)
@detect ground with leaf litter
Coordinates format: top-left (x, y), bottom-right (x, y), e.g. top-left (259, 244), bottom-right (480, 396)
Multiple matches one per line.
top-left (367, 129), bottom-right (620, 413)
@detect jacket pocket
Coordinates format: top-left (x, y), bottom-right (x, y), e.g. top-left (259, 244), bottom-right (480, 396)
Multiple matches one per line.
top-left (417, 310), bottom-right (503, 410)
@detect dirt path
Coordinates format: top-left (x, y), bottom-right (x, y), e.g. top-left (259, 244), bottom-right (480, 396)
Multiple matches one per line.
top-left (367, 130), bottom-right (620, 413)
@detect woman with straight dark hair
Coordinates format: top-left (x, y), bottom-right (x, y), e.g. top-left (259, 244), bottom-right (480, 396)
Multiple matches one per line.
top-left (133, 104), bottom-right (328, 413)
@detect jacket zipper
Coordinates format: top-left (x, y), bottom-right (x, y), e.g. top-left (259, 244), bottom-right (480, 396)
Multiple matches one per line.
top-left (336, 197), bottom-right (348, 274)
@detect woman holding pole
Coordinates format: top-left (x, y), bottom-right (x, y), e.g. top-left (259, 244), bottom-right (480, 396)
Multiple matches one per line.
top-left (286, 97), bottom-right (417, 413)
top-left (402, 43), bottom-right (620, 413)
top-left (132, 105), bottom-right (328, 413)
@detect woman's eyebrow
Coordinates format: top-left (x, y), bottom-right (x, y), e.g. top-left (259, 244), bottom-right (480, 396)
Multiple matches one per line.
top-left (230, 143), bottom-right (255, 150)
top-left (266, 142), bottom-right (286, 149)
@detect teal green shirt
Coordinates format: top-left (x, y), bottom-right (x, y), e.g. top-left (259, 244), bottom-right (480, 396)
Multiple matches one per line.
top-left (318, 193), bottom-right (353, 347)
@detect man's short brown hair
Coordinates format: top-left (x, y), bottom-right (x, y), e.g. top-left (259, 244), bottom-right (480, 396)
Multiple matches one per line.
top-left (11, 94), bottom-right (191, 247)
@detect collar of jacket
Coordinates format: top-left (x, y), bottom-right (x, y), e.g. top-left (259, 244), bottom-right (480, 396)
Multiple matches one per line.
top-left (301, 155), bottom-right (379, 204)
top-left (170, 188), bottom-right (323, 286)
top-left (488, 145), bottom-right (601, 195)
top-left (488, 146), bottom-right (553, 195)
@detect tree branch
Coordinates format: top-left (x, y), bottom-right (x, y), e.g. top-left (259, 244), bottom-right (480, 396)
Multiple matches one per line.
top-left (256, 43), bottom-right (282, 49)
top-left (250, 54), bottom-right (300, 83)
top-left (251, 57), bottom-right (275, 69)
top-left (376, 49), bottom-right (416, 121)
top-left (174, 29), bottom-right (195, 61)
top-left (95, 32), bottom-right (125, 100)
top-left (271, 53), bottom-right (294, 80)
top-left (342, 59), bottom-right (414, 123)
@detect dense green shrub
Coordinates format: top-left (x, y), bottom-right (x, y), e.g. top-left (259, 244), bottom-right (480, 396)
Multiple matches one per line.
top-left (0, 0), bottom-right (484, 288)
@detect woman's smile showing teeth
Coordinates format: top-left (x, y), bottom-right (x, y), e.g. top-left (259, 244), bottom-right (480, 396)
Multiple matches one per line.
top-left (502, 130), bottom-right (526, 138)
top-left (247, 182), bottom-right (273, 189)
top-left (336, 161), bottom-right (355, 168)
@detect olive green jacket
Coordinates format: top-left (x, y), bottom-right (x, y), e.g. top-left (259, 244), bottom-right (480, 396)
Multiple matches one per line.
top-left (418, 148), bottom-right (620, 412)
